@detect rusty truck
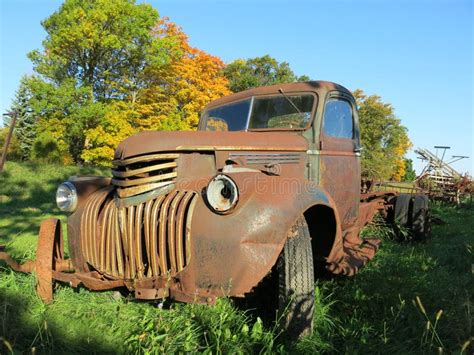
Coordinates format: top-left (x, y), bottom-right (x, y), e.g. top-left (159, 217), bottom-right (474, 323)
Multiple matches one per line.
top-left (0, 81), bottom-right (430, 338)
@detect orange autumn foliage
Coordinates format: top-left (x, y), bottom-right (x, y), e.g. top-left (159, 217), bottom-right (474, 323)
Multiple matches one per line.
top-left (83, 18), bottom-right (230, 165)
top-left (138, 18), bottom-right (231, 130)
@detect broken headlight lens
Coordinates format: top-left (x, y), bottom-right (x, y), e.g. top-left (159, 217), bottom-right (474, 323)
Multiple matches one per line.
top-left (56, 181), bottom-right (78, 212)
top-left (206, 174), bottom-right (238, 213)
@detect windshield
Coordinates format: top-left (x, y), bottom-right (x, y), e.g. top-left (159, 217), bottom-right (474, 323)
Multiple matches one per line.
top-left (202, 94), bottom-right (315, 131)
top-left (202, 99), bottom-right (251, 131)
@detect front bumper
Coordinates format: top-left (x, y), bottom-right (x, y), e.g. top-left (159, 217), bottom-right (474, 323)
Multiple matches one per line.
top-left (0, 218), bottom-right (216, 305)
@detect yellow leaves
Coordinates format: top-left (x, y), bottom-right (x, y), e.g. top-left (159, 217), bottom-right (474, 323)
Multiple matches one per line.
top-left (356, 89), bottom-right (413, 181)
top-left (392, 159), bottom-right (406, 182)
top-left (81, 102), bottom-right (138, 166)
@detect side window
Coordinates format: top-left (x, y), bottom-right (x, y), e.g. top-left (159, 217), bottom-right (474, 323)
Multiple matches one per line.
top-left (322, 99), bottom-right (353, 139)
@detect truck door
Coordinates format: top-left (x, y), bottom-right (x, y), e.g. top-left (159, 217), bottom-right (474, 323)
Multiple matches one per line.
top-left (319, 92), bottom-right (361, 230)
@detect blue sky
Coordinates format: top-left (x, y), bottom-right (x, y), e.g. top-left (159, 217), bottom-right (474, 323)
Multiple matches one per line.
top-left (1, 0), bottom-right (472, 174)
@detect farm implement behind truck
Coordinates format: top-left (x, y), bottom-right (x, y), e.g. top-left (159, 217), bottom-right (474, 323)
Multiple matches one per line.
top-left (0, 81), bottom-right (431, 338)
top-left (414, 147), bottom-right (472, 205)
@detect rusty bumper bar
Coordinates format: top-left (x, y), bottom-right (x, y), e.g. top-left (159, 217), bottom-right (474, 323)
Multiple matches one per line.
top-left (0, 219), bottom-right (216, 305)
top-left (0, 219), bottom-right (125, 303)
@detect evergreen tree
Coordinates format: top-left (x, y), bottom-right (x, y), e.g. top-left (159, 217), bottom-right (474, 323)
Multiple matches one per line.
top-left (402, 158), bottom-right (417, 182)
top-left (9, 76), bottom-right (37, 161)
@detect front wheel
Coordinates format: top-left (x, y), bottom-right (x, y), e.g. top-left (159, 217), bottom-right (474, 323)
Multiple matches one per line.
top-left (277, 216), bottom-right (315, 339)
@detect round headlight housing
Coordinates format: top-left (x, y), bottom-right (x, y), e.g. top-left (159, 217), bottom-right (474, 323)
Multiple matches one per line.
top-left (56, 181), bottom-right (78, 212)
top-left (206, 174), bottom-right (238, 213)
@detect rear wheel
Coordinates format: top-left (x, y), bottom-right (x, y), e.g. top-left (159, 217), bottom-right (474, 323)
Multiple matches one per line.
top-left (411, 195), bottom-right (431, 241)
top-left (277, 216), bottom-right (315, 339)
top-left (393, 194), bottom-right (431, 241)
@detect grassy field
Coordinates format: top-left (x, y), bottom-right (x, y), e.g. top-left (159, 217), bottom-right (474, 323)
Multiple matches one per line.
top-left (0, 161), bottom-right (472, 354)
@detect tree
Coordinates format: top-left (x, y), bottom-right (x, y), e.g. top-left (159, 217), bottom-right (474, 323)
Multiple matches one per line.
top-left (24, 0), bottom-right (182, 164)
top-left (81, 19), bottom-right (231, 165)
top-left (354, 89), bottom-right (412, 181)
top-left (28, 0), bottom-right (178, 102)
top-left (27, 77), bottom-right (106, 163)
top-left (139, 19), bottom-right (231, 130)
top-left (223, 55), bottom-right (309, 92)
top-left (81, 101), bottom-right (138, 166)
top-left (402, 158), bottom-right (417, 182)
top-left (9, 76), bottom-right (37, 160)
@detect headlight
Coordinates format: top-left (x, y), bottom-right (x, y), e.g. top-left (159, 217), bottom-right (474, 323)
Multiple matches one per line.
top-left (206, 174), bottom-right (238, 213)
top-left (56, 181), bottom-right (78, 212)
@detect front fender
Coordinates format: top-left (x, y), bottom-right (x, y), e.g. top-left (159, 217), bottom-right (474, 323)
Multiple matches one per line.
top-left (179, 172), bottom-right (341, 297)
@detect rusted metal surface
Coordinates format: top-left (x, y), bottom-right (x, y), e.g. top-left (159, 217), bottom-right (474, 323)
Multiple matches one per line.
top-left (0, 251), bottom-right (34, 273)
top-left (0, 219), bottom-right (71, 303)
top-left (1, 81), bottom-right (411, 303)
top-left (112, 153), bottom-right (178, 198)
top-left (80, 187), bottom-right (197, 280)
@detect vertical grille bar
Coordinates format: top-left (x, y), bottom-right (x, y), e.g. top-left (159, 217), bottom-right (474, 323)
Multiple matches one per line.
top-left (126, 206), bottom-right (136, 279)
top-left (114, 208), bottom-right (125, 277)
top-left (143, 198), bottom-right (154, 277)
top-left (149, 196), bottom-right (165, 277)
top-left (118, 207), bottom-right (128, 278)
top-left (185, 194), bottom-right (198, 265)
top-left (134, 203), bottom-right (144, 278)
top-left (175, 193), bottom-right (193, 271)
top-left (89, 194), bottom-right (104, 267)
top-left (99, 199), bottom-right (114, 271)
top-left (167, 191), bottom-right (185, 273)
top-left (105, 205), bottom-right (115, 274)
top-left (158, 191), bottom-right (177, 275)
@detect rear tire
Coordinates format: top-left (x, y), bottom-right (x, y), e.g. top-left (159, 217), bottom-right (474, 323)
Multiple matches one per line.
top-left (277, 216), bottom-right (315, 339)
top-left (411, 195), bottom-right (431, 241)
top-left (393, 194), bottom-right (431, 241)
top-left (394, 194), bottom-right (412, 226)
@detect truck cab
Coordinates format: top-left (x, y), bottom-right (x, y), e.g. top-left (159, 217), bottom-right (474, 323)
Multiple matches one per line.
top-left (199, 81), bottom-right (361, 230)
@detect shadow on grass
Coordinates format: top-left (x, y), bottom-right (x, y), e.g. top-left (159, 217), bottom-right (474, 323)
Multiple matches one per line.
top-left (0, 288), bottom-right (117, 354)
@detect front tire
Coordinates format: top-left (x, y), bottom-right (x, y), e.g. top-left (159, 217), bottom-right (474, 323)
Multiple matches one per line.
top-left (277, 216), bottom-right (315, 339)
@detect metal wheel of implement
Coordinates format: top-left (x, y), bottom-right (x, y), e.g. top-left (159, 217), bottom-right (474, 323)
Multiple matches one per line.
top-left (36, 218), bottom-right (64, 303)
top-left (277, 216), bottom-right (315, 339)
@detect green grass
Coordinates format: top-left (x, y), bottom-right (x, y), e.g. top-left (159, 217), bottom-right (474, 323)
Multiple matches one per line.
top-left (1, 161), bottom-right (472, 354)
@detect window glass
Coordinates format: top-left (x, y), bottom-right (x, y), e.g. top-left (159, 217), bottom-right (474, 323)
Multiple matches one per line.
top-left (248, 94), bottom-right (314, 129)
top-left (322, 99), bottom-right (353, 139)
top-left (203, 100), bottom-right (251, 131)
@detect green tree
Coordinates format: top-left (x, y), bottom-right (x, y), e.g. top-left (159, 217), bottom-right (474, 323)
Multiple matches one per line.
top-left (28, 0), bottom-right (179, 102)
top-left (24, 0), bottom-right (181, 163)
top-left (8, 76), bottom-right (37, 161)
top-left (402, 158), bottom-right (417, 182)
top-left (28, 77), bottom-right (106, 163)
top-left (354, 89), bottom-right (412, 181)
top-left (223, 55), bottom-right (309, 92)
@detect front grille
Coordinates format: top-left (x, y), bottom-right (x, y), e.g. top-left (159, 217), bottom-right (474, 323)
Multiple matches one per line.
top-left (112, 153), bottom-right (179, 198)
top-left (80, 188), bottom-right (198, 280)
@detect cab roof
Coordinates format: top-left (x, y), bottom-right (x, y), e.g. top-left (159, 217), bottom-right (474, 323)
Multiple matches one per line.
top-left (204, 81), bottom-right (352, 110)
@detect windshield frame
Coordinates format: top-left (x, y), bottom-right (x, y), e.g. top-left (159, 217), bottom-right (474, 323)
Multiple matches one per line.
top-left (200, 91), bottom-right (318, 132)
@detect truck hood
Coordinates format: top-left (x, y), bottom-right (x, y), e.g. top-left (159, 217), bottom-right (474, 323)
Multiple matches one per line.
top-left (114, 131), bottom-right (308, 160)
